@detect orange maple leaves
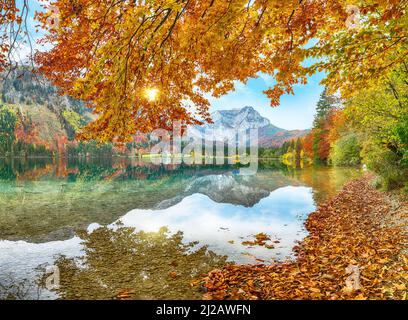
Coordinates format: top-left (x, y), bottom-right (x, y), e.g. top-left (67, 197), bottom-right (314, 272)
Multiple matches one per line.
top-left (1, 1), bottom-right (406, 142)
top-left (0, 0), bottom-right (17, 73)
top-left (32, 0), bottom-right (405, 142)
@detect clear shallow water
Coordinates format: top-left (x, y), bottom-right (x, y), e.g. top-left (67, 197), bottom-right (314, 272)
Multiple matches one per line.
top-left (0, 158), bottom-right (362, 299)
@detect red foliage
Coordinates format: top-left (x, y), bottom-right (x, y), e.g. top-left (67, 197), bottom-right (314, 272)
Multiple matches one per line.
top-left (302, 132), bottom-right (314, 159)
top-left (316, 129), bottom-right (331, 161)
top-left (55, 134), bottom-right (69, 155)
top-left (328, 109), bottom-right (347, 144)
top-left (14, 119), bottom-right (51, 150)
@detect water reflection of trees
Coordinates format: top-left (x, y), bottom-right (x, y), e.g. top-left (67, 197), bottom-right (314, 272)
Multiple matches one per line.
top-left (0, 158), bottom-right (361, 242)
top-left (0, 157), bottom-right (251, 181)
top-left (284, 165), bottom-right (362, 203)
top-left (0, 158), bottom-right (53, 181)
top-left (258, 159), bottom-right (291, 172)
top-left (42, 227), bottom-right (227, 300)
top-left (0, 162), bottom-right (16, 181)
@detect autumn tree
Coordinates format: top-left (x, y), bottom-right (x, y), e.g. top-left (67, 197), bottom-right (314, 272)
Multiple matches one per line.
top-left (301, 133), bottom-right (314, 159)
top-left (346, 65), bottom-right (408, 157)
top-left (344, 65), bottom-right (408, 189)
top-left (0, 0), bottom-right (17, 73)
top-left (31, 0), bottom-right (407, 142)
top-left (0, 0), bottom-right (32, 74)
top-left (312, 88), bottom-right (340, 162)
top-left (14, 110), bottom-right (37, 145)
top-left (295, 137), bottom-right (302, 162)
top-left (328, 109), bottom-right (347, 145)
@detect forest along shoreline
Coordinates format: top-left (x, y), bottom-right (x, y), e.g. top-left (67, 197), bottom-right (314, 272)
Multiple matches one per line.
top-left (196, 174), bottom-right (407, 300)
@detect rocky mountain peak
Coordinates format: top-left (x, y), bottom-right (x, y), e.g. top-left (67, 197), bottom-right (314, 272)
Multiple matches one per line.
top-left (211, 106), bottom-right (270, 130)
top-left (188, 106), bottom-right (309, 147)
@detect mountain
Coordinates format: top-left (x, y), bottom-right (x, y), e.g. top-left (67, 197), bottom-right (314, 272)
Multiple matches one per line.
top-left (1, 69), bottom-right (308, 150)
top-left (0, 68), bottom-right (87, 114)
top-left (0, 68), bottom-right (92, 149)
top-left (212, 106), bottom-right (271, 130)
top-left (259, 126), bottom-right (309, 148)
top-left (189, 106), bottom-right (309, 147)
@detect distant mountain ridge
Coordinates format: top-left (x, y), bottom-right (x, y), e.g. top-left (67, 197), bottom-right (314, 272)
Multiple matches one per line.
top-left (1, 69), bottom-right (309, 149)
top-left (0, 68), bottom-right (92, 148)
top-left (190, 106), bottom-right (309, 147)
top-left (0, 68), bottom-right (87, 114)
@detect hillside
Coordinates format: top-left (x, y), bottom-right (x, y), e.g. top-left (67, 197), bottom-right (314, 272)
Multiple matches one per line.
top-left (0, 68), bottom-right (91, 150)
top-left (259, 126), bottom-right (309, 148)
top-left (1, 69), bottom-right (309, 153)
top-left (0, 68), bottom-right (86, 113)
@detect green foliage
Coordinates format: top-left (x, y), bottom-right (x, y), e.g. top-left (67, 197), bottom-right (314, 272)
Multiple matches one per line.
top-left (393, 117), bottom-right (408, 165)
top-left (362, 139), bottom-right (407, 191)
top-left (345, 65), bottom-right (408, 190)
top-left (67, 141), bottom-right (113, 158)
top-left (330, 133), bottom-right (361, 167)
top-left (0, 161), bottom-right (16, 181)
top-left (313, 88), bottom-right (339, 128)
top-left (346, 67), bottom-right (407, 151)
top-left (0, 104), bottom-right (17, 155)
top-left (279, 141), bottom-right (290, 156)
top-left (259, 141), bottom-right (297, 159)
top-left (62, 110), bottom-right (84, 132)
top-left (12, 140), bottom-right (53, 157)
top-left (259, 148), bottom-right (278, 158)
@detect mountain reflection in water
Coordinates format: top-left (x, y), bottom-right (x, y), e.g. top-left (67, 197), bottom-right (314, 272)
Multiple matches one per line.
top-left (0, 158), bottom-right (362, 299)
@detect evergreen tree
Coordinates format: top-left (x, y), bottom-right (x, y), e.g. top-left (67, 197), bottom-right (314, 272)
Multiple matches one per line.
top-left (279, 141), bottom-right (290, 156)
top-left (312, 88), bottom-right (340, 163)
top-left (0, 105), bottom-right (17, 155)
top-left (295, 137), bottom-right (302, 161)
top-left (313, 88), bottom-right (340, 128)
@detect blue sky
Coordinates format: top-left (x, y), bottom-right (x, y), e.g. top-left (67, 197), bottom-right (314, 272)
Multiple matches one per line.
top-left (20, 0), bottom-right (324, 131)
top-left (207, 73), bottom-right (325, 131)
top-left (11, 1), bottom-right (46, 62)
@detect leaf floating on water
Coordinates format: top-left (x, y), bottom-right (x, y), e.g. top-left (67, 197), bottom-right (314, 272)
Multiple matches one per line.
top-left (241, 233), bottom-right (275, 249)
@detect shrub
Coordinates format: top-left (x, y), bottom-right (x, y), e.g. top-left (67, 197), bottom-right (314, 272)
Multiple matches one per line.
top-left (362, 139), bottom-right (408, 191)
top-left (330, 133), bottom-right (361, 166)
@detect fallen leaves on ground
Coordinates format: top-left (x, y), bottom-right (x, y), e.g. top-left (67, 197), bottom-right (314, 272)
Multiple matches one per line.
top-left (195, 176), bottom-right (407, 300)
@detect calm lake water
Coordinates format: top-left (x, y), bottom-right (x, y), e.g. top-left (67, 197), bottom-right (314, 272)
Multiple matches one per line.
top-left (0, 157), bottom-right (362, 299)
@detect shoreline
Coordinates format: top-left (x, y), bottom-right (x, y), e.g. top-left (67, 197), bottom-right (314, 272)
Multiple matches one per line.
top-left (199, 175), bottom-right (407, 300)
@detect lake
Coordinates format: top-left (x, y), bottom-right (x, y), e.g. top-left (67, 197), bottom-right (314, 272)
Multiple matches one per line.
top-left (0, 157), bottom-right (362, 299)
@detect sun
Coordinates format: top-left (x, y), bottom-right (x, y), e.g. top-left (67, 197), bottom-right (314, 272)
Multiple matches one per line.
top-left (144, 88), bottom-right (160, 102)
